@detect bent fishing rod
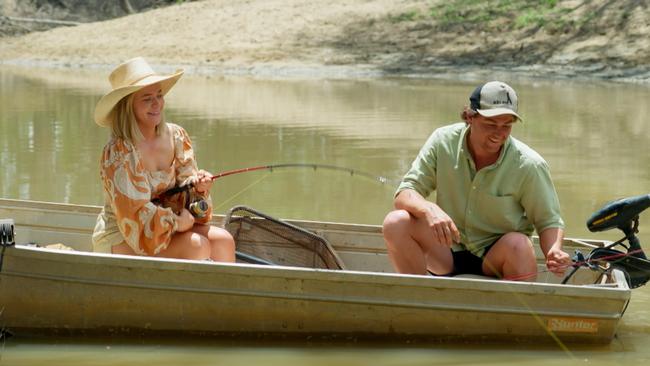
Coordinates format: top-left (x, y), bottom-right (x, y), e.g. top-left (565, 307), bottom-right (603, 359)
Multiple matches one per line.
top-left (160, 163), bottom-right (393, 197)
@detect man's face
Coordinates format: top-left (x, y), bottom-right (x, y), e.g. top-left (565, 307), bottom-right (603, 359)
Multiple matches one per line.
top-left (467, 113), bottom-right (516, 155)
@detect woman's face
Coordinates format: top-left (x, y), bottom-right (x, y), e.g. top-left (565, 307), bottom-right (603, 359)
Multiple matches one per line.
top-left (132, 83), bottom-right (164, 128)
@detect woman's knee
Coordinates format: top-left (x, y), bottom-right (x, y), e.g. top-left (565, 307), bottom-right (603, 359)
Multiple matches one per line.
top-left (208, 226), bottom-right (235, 243)
top-left (188, 233), bottom-right (212, 259)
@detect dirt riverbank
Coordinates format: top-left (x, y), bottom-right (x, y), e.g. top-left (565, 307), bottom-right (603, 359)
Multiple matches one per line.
top-left (1, 0), bottom-right (649, 82)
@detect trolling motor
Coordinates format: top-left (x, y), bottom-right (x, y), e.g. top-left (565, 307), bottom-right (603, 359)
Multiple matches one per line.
top-left (0, 219), bottom-right (15, 247)
top-left (573, 194), bottom-right (650, 288)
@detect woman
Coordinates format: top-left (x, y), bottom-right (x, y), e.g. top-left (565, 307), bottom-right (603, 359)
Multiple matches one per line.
top-left (92, 57), bottom-right (235, 262)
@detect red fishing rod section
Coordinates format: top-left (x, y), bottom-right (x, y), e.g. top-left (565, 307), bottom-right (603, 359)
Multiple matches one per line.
top-left (160, 163), bottom-right (392, 197)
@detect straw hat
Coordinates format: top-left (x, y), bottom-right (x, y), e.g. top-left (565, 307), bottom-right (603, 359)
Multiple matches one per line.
top-left (94, 57), bottom-right (184, 127)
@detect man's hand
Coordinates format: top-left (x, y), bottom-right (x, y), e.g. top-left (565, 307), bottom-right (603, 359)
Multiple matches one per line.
top-left (194, 170), bottom-right (214, 194)
top-left (422, 203), bottom-right (460, 247)
top-left (545, 246), bottom-right (571, 275)
top-left (394, 189), bottom-right (460, 248)
top-left (539, 228), bottom-right (570, 276)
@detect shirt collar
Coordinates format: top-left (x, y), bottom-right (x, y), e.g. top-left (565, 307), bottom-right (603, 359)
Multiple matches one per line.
top-left (455, 123), bottom-right (512, 170)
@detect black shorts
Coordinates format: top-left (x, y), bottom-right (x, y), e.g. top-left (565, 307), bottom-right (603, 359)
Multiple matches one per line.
top-left (429, 243), bottom-right (496, 277)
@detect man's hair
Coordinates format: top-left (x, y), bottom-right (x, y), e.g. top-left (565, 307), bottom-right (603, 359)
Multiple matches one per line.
top-left (108, 94), bottom-right (166, 143)
top-left (460, 105), bottom-right (478, 123)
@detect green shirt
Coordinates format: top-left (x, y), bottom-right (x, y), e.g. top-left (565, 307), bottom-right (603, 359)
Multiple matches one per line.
top-left (397, 122), bottom-right (564, 256)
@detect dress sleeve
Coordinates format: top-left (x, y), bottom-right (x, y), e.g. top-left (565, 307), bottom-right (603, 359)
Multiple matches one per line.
top-left (100, 140), bottom-right (178, 255)
top-left (172, 124), bottom-right (214, 223)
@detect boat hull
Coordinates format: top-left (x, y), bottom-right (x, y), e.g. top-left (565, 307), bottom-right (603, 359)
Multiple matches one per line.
top-left (0, 199), bottom-right (632, 343)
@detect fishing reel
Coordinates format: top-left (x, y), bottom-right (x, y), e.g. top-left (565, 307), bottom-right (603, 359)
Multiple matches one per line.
top-left (566, 194), bottom-right (650, 288)
top-left (152, 190), bottom-right (210, 219)
top-left (188, 199), bottom-right (209, 219)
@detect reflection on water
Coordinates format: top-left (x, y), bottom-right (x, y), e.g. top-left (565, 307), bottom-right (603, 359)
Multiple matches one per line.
top-left (1, 65), bottom-right (650, 363)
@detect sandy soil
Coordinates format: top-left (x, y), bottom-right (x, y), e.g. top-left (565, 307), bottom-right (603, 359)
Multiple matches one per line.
top-left (1, 0), bottom-right (649, 82)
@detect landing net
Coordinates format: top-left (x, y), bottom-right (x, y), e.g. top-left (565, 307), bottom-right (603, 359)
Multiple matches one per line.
top-left (224, 205), bottom-right (345, 270)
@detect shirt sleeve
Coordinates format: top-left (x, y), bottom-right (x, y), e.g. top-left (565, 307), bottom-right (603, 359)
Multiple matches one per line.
top-left (100, 140), bottom-right (178, 255)
top-left (396, 130), bottom-right (439, 198)
top-left (520, 160), bottom-right (565, 233)
top-left (172, 124), bottom-right (213, 223)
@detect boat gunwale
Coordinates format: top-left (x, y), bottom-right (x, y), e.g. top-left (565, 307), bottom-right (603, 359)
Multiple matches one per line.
top-left (4, 244), bottom-right (632, 299)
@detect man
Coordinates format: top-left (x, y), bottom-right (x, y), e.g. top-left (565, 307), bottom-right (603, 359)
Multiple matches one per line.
top-left (382, 81), bottom-right (570, 280)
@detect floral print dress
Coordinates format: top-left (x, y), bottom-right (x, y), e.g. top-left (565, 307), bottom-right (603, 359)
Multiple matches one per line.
top-left (92, 123), bottom-right (212, 255)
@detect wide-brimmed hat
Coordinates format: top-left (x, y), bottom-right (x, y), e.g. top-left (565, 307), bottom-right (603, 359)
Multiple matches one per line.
top-left (94, 57), bottom-right (184, 127)
top-left (469, 81), bottom-right (522, 122)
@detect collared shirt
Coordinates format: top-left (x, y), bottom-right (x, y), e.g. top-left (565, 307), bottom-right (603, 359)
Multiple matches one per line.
top-left (396, 122), bottom-right (564, 256)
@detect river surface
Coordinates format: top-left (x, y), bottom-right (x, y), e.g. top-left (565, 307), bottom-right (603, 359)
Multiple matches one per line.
top-left (1, 65), bottom-right (650, 364)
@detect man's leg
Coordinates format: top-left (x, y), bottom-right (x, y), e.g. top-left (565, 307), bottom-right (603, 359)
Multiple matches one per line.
top-left (382, 209), bottom-right (453, 275)
top-left (482, 232), bottom-right (537, 280)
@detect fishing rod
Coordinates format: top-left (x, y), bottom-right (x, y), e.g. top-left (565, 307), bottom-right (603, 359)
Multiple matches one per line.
top-left (160, 163), bottom-right (393, 198)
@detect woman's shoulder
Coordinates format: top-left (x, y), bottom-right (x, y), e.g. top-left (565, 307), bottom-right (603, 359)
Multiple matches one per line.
top-left (100, 137), bottom-right (139, 167)
top-left (165, 122), bottom-right (191, 141)
top-left (102, 137), bottom-right (134, 155)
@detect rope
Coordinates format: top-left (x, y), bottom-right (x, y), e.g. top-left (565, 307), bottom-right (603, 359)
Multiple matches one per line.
top-left (502, 248), bottom-right (645, 281)
top-left (0, 246), bottom-right (5, 273)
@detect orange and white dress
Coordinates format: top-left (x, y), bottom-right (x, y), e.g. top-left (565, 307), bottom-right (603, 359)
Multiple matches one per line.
top-left (92, 123), bottom-right (213, 255)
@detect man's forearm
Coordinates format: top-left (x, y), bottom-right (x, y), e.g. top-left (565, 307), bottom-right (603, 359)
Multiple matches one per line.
top-left (394, 189), bottom-right (432, 218)
top-left (539, 227), bottom-right (564, 256)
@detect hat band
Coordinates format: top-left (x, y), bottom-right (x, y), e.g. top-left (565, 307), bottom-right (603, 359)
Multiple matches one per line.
top-left (112, 72), bottom-right (156, 89)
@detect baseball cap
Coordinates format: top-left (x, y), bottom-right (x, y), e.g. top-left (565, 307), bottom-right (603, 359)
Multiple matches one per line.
top-left (469, 81), bottom-right (522, 121)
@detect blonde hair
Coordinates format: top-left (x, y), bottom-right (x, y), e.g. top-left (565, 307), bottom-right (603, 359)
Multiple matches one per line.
top-left (108, 93), bottom-right (166, 143)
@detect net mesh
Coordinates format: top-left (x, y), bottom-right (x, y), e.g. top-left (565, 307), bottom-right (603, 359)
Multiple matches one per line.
top-left (224, 206), bottom-right (345, 270)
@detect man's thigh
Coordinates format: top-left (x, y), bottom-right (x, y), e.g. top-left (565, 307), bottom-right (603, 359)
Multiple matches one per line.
top-left (408, 215), bottom-right (454, 274)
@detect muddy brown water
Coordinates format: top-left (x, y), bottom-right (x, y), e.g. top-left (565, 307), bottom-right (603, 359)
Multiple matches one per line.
top-left (1, 66), bottom-right (650, 365)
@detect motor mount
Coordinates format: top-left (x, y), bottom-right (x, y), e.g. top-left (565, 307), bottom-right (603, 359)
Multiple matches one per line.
top-left (578, 194), bottom-right (650, 288)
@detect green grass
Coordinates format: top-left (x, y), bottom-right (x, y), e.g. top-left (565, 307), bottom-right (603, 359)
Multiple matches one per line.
top-left (389, 10), bottom-right (420, 23)
top-left (380, 0), bottom-right (592, 32)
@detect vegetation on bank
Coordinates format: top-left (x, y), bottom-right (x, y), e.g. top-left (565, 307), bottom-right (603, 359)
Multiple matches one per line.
top-left (390, 0), bottom-right (632, 35)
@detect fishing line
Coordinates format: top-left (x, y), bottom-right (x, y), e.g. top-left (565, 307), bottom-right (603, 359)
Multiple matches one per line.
top-left (481, 247), bottom-right (646, 355)
top-left (213, 173), bottom-right (272, 211)
top-left (481, 259), bottom-right (576, 358)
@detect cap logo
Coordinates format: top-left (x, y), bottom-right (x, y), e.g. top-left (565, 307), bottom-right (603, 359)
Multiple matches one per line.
top-left (490, 92), bottom-right (513, 106)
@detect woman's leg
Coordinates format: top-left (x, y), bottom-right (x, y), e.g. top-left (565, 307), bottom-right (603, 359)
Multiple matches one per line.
top-left (111, 242), bottom-right (137, 255)
top-left (156, 230), bottom-right (212, 260)
top-left (191, 224), bottom-right (236, 262)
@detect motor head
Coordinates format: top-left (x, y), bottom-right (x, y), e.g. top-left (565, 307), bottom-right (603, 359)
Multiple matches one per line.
top-left (587, 194), bottom-right (650, 232)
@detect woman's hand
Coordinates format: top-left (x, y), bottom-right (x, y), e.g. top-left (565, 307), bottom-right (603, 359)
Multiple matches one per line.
top-left (194, 170), bottom-right (214, 194)
top-left (175, 208), bottom-right (195, 232)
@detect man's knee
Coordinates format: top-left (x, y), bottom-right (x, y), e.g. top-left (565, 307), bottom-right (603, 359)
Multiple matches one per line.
top-left (500, 232), bottom-right (534, 255)
top-left (382, 210), bottom-right (411, 239)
